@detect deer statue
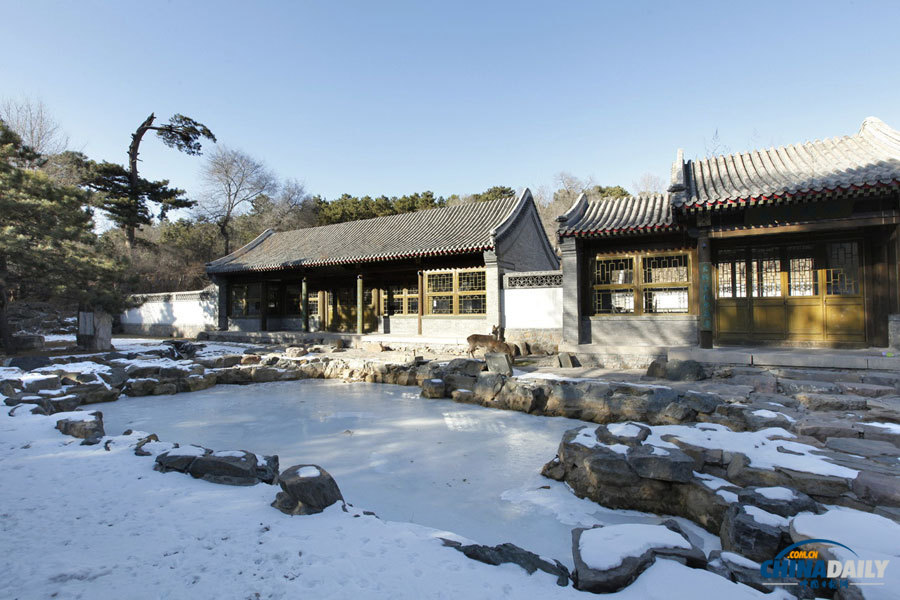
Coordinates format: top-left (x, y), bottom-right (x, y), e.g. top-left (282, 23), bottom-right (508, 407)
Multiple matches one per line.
top-left (466, 325), bottom-right (513, 358)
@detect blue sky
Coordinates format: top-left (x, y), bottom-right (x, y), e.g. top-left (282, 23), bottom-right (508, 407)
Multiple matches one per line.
top-left (3, 0), bottom-right (900, 204)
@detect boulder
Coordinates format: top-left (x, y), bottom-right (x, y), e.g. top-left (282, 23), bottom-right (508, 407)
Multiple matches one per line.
top-left (625, 444), bottom-right (696, 483)
top-left (152, 382), bottom-right (177, 395)
top-left (451, 389), bottom-right (475, 404)
top-left (272, 464), bottom-right (344, 515)
top-left (156, 446), bottom-right (210, 473)
top-left (70, 383), bottom-right (120, 404)
top-left (188, 450), bottom-right (269, 486)
top-left (440, 539), bottom-right (570, 587)
top-left (683, 390), bottom-right (722, 414)
top-left (737, 486), bottom-right (818, 518)
top-left (706, 551), bottom-right (771, 594)
top-left (852, 471), bottom-right (900, 507)
top-left (23, 374), bottom-right (60, 393)
top-left (645, 358), bottom-right (667, 379)
top-left (47, 395), bottom-right (81, 413)
top-left (284, 346), bottom-right (308, 358)
top-left (485, 352), bottom-right (513, 376)
top-left (250, 367), bottom-right (280, 383)
top-left (719, 504), bottom-right (786, 563)
top-left (420, 378), bottom-right (446, 399)
top-left (12, 334), bottom-right (44, 352)
top-left (443, 373), bottom-right (477, 394)
top-left (473, 372), bottom-right (505, 404)
top-left (594, 422), bottom-right (650, 447)
top-left (664, 359), bottom-right (705, 381)
top-left (5, 356), bottom-right (52, 371)
top-left (126, 378), bottom-right (159, 397)
top-left (361, 341), bottom-right (385, 353)
top-left (572, 521), bottom-right (705, 593)
top-left (557, 352), bottom-right (575, 368)
top-left (55, 412), bottom-right (105, 442)
top-left (443, 358), bottom-right (485, 378)
top-left (241, 355), bottom-right (261, 365)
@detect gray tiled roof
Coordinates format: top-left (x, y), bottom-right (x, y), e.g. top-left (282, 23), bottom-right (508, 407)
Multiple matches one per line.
top-left (671, 117), bottom-right (900, 209)
top-left (207, 193), bottom-right (526, 273)
top-left (558, 193), bottom-right (675, 237)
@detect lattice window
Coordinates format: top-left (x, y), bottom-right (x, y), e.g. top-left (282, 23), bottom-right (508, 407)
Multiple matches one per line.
top-left (307, 291), bottom-right (319, 316)
top-left (716, 250), bottom-right (749, 299)
top-left (505, 272), bottom-right (563, 288)
top-left (594, 289), bottom-right (635, 314)
top-left (229, 283), bottom-right (261, 317)
top-left (594, 258), bottom-right (633, 285)
top-left (786, 246), bottom-right (818, 297)
top-left (427, 273), bottom-right (453, 293)
top-left (827, 242), bottom-right (860, 296)
top-left (643, 255), bottom-right (689, 284)
top-left (382, 284), bottom-right (418, 315)
top-left (751, 249), bottom-right (782, 298)
top-left (643, 287), bottom-right (689, 314)
top-left (425, 269), bottom-right (486, 315)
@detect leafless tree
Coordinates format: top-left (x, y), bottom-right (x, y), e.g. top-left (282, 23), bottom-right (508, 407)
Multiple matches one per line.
top-left (703, 128), bottom-right (731, 158)
top-left (631, 172), bottom-right (665, 196)
top-left (198, 146), bottom-right (278, 254)
top-left (0, 96), bottom-right (70, 165)
top-left (252, 178), bottom-right (317, 232)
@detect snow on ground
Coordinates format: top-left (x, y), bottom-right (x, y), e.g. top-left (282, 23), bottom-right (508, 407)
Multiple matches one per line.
top-left (43, 334), bottom-right (76, 343)
top-left (791, 507), bottom-right (900, 599)
top-left (578, 523), bottom-right (691, 570)
top-left (0, 393), bottom-right (783, 599)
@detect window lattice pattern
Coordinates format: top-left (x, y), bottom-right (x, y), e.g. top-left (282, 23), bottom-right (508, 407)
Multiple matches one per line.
top-left (430, 295), bottom-right (454, 314)
top-left (827, 242), bottom-right (860, 296)
top-left (594, 258), bottom-right (634, 285)
top-left (505, 272), bottom-right (563, 288)
top-left (643, 287), bottom-right (689, 313)
top-left (427, 273), bottom-right (453, 293)
top-left (593, 289), bottom-right (635, 314)
top-left (307, 292), bottom-right (319, 316)
top-left (643, 255), bottom-right (689, 284)
top-left (458, 271), bottom-right (485, 292)
top-left (459, 294), bottom-right (486, 314)
top-left (752, 249), bottom-right (781, 297)
top-left (788, 253), bottom-right (817, 297)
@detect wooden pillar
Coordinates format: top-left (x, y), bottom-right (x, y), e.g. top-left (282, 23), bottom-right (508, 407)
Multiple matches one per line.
top-left (330, 289), bottom-right (337, 331)
top-left (698, 231), bottom-right (714, 348)
top-left (301, 277), bottom-right (309, 332)
top-left (867, 233), bottom-right (890, 347)
top-left (356, 275), bottom-right (364, 334)
top-left (260, 282), bottom-right (268, 332)
top-left (417, 270), bottom-right (424, 335)
top-left (318, 290), bottom-right (326, 331)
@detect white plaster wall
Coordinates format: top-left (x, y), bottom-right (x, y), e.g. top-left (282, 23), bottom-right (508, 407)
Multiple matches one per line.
top-left (502, 287), bottom-right (563, 329)
top-left (120, 291), bottom-right (218, 336)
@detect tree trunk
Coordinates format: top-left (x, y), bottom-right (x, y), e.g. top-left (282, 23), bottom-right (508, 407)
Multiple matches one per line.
top-left (125, 113), bottom-right (156, 251)
top-left (0, 254), bottom-right (13, 354)
top-left (219, 219), bottom-right (232, 255)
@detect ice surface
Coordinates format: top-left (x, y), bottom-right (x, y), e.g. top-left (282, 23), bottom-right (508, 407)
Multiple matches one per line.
top-left (865, 422), bottom-right (900, 434)
top-left (99, 380), bottom-right (629, 566)
top-left (578, 524), bottom-right (690, 570)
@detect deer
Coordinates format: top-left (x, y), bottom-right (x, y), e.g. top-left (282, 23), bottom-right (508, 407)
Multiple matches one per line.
top-left (466, 325), bottom-right (511, 358)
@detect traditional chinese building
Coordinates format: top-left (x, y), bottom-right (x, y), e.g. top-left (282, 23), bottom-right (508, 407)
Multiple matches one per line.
top-left (559, 117), bottom-right (900, 349)
top-left (205, 190), bottom-right (558, 337)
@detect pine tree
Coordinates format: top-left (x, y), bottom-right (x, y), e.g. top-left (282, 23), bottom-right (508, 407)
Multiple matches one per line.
top-left (0, 119), bottom-right (134, 353)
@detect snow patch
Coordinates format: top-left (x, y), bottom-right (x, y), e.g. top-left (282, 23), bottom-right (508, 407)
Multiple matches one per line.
top-left (754, 487), bottom-right (796, 501)
top-left (743, 506), bottom-right (789, 528)
top-left (297, 466), bottom-right (321, 478)
top-left (578, 524), bottom-right (690, 570)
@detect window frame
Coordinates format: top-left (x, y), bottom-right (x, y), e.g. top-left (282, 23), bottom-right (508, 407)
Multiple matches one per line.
top-left (424, 267), bottom-right (487, 316)
top-left (589, 251), bottom-right (692, 316)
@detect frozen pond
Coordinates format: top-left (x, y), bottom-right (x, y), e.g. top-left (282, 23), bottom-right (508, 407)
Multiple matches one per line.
top-left (99, 380), bottom-right (710, 565)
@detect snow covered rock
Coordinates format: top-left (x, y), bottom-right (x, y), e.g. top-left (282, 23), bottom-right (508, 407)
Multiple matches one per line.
top-left (272, 464), bottom-right (344, 515)
top-left (55, 411), bottom-right (105, 442)
top-left (5, 355), bottom-right (52, 371)
top-left (155, 446), bottom-right (279, 486)
top-left (625, 444), bottom-right (695, 483)
top-left (719, 504), bottom-right (787, 563)
top-left (443, 358), bottom-right (485, 378)
top-left (22, 374), bottom-right (60, 393)
top-left (440, 539), bottom-right (570, 587)
top-left (420, 378), bottom-right (446, 399)
top-left (737, 486), bottom-right (818, 518)
top-left (571, 520), bottom-right (704, 593)
top-left (283, 346), bottom-right (308, 358)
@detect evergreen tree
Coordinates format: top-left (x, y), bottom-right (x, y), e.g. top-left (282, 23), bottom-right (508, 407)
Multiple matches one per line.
top-left (0, 119), bottom-right (133, 353)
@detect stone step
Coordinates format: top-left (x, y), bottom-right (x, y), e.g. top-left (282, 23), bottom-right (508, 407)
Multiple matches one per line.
top-left (778, 379), bottom-right (842, 395)
top-left (836, 381), bottom-right (896, 398)
top-left (794, 392), bottom-right (868, 411)
top-left (860, 372), bottom-right (900, 389)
